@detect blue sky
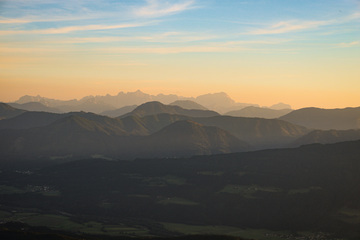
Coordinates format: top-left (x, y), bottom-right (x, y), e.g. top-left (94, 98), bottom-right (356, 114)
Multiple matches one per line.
top-left (0, 0), bottom-right (359, 108)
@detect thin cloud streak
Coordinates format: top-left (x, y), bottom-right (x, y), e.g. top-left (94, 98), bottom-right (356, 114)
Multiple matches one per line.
top-left (247, 11), bottom-right (360, 35)
top-left (57, 32), bottom-right (216, 44)
top-left (135, 0), bottom-right (195, 18)
top-left (336, 41), bottom-right (360, 48)
top-left (247, 20), bottom-right (331, 35)
top-left (0, 22), bottom-right (155, 35)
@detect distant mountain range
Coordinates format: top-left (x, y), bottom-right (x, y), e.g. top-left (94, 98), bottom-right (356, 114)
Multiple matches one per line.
top-left (10, 90), bottom-right (289, 114)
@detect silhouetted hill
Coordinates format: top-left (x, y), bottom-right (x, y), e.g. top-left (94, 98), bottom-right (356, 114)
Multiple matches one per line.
top-left (0, 103), bottom-right (26, 120)
top-left (194, 116), bottom-right (309, 148)
top-left (144, 120), bottom-right (249, 157)
top-left (0, 111), bottom-right (131, 131)
top-left (0, 111), bottom-right (64, 129)
top-left (170, 100), bottom-right (208, 110)
top-left (100, 105), bottom-right (137, 117)
top-left (0, 116), bottom-right (250, 159)
top-left (121, 101), bottom-right (219, 118)
top-left (0, 115), bottom-right (131, 158)
top-left (270, 102), bottom-right (291, 110)
top-left (292, 129), bottom-right (360, 146)
top-left (9, 102), bottom-right (62, 113)
top-left (225, 106), bottom-right (292, 119)
top-left (279, 107), bottom-right (360, 130)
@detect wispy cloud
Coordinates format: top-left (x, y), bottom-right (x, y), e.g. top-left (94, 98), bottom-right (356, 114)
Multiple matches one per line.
top-left (0, 22), bottom-right (154, 35)
top-left (135, 0), bottom-right (195, 18)
top-left (0, 15), bottom-right (101, 24)
top-left (336, 41), bottom-right (360, 48)
top-left (247, 11), bottom-right (360, 35)
top-left (57, 32), bottom-right (216, 44)
top-left (247, 20), bottom-right (331, 35)
top-left (98, 45), bottom-right (232, 54)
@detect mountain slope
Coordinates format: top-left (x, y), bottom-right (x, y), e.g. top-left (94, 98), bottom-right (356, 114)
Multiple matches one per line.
top-left (279, 107), bottom-right (360, 130)
top-left (225, 106), bottom-right (292, 119)
top-left (121, 101), bottom-right (219, 118)
top-left (170, 100), bottom-right (208, 110)
top-left (0, 111), bottom-right (64, 129)
top-left (194, 116), bottom-right (309, 148)
top-left (292, 129), bottom-right (360, 146)
top-left (143, 120), bottom-right (249, 157)
top-left (100, 105), bottom-right (137, 117)
top-left (0, 103), bottom-right (26, 120)
top-left (0, 115), bottom-right (130, 157)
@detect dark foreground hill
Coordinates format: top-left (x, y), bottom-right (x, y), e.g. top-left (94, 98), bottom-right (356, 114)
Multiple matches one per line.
top-left (0, 140), bottom-right (360, 239)
top-left (279, 106), bottom-right (360, 130)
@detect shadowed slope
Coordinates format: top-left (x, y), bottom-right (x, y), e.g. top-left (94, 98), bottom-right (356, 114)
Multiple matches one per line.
top-left (143, 120), bottom-right (249, 157)
top-left (225, 106), bottom-right (292, 119)
top-left (292, 129), bottom-right (360, 146)
top-left (279, 107), bottom-right (360, 130)
top-left (170, 100), bottom-right (208, 110)
top-left (0, 103), bottom-right (26, 120)
top-left (121, 101), bottom-right (219, 118)
top-left (194, 116), bottom-right (309, 148)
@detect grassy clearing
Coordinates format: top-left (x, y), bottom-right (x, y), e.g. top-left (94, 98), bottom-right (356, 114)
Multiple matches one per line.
top-left (21, 214), bottom-right (83, 231)
top-left (2, 211), bottom-right (153, 237)
top-left (197, 171), bottom-right (224, 176)
top-left (0, 185), bottom-right (26, 194)
top-left (219, 184), bottom-right (282, 198)
top-left (157, 197), bottom-right (198, 206)
top-left (161, 222), bottom-right (291, 240)
top-left (336, 207), bottom-right (360, 224)
top-left (143, 175), bottom-right (186, 187)
top-left (0, 210), bottom-right (12, 219)
top-left (288, 187), bottom-right (322, 195)
top-left (42, 190), bottom-right (61, 196)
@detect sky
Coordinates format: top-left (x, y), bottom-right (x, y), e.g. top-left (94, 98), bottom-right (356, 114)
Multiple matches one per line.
top-left (0, 0), bottom-right (359, 109)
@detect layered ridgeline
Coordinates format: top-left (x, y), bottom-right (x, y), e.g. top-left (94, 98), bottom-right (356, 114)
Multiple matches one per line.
top-left (2, 102), bottom-right (360, 160)
top-left (279, 107), bottom-right (360, 130)
top-left (0, 102), bottom-right (309, 160)
top-left (0, 116), bottom-right (247, 159)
